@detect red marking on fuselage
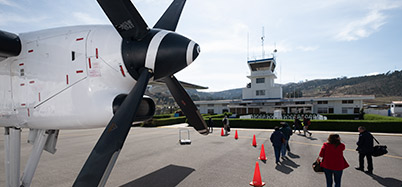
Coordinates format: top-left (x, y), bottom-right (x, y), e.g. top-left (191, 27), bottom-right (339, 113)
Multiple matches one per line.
top-left (66, 75), bottom-right (69, 85)
top-left (28, 49), bottom-right (34, 53)
top-left (76, 38), bottom-right (84, 41)
top-left (38, 92), bottom-right (41, 102)
top-left (19, 63), bottom-right (24, 66)
top-left (29, 81), bottom-right (35, 84)
top-left (20, 83), bottom-right (25, 86)
top-left (96, 48), bottom-right (99, 59)
top-left (88, 58), bottom-right (92, 69)
top-left (27, 108), bottom-right (30, 117)
top-left (76, 70), bottom-right (84, 73)
top-left (119, 65), bottom-right (126, 77)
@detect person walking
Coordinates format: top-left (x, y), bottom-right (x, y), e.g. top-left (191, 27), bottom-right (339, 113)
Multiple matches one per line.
top-left (355, 126), bottom-right (374, 174)
top-left (280, 122), bottom-right (293, 157)
top-left (207, 117), bottom-right (213, 133)
top-left (222, 115), bottom-right (230, 136)
top-left (270, 126), bottom-right (285, 164)
top-left (302, 115), bottom-right (312, 136)
top-left (293, 116), bottom-right (301, 134)
top-left (319, 134), bottom-right (349, 187)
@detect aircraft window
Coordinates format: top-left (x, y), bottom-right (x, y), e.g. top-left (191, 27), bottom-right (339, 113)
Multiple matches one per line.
top-left (20, 69), bottom-right (24, 76)
top-left (72, 51), bottom-right (75, 61)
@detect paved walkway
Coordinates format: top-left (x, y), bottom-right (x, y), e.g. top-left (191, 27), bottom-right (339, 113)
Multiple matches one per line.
top-left (0, 126), bottom-right (401, 186)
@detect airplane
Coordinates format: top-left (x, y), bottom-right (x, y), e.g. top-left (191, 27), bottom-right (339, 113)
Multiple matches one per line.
top-left (0, 0), bottom-right (209, 186)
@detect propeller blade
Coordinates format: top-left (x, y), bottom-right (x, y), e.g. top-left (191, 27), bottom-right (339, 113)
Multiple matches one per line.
top-left (164, 75), bottom-right (209, 135)
top-left (154, 0), bottom-right (186, 31)
top-left (97, 0), bottom-right (149, 40)
top-left (73, 68), bottom-right (153, 187)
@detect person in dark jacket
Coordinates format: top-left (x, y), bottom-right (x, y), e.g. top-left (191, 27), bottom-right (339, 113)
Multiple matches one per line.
top-left (293, 116), bottom-right (301, 134)
top-left (302, 115), bottom-right (312, 136)
top-left (355, 126), bottom-right (374, 174)
top-left (280, 122), bottom-right (293, 157)
top-left (207, 117), bottom-right (213, 133)
top-left (270, 126), bottom-right (285, 164)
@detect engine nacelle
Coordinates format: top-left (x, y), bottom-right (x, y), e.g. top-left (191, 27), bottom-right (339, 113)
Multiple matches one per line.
top-left (112, 94), bottom-right (155, 122)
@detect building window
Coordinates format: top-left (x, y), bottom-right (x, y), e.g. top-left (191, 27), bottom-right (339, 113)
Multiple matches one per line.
top-left (222, 104), bottom-right (227, 107)
top-left (328, 108), bottom-right (334, 113)
top-left (207, 104), bottom-right (214, 107)
top-left (207, 109), bottom-right (214, 114)
top-left (222, 109), bottom-right (228, 113)
top-left (318, 101), bottom-right (328, 104)
top-left (342, 100), bottom-right (353, 104)
top-left (342, 108), bottom-right (348, 114)
top-left (317, 107), bottom-right (328, 114)
top-left (354, 108), bottom-right (360, 114)
top-left (256, 90), bottom-right (265, 96)
top-left (275, 102), bottom-right (282, 106)
top-left (295, 101), bottom-right (305, 105)
top-left (196, 105), bottom-right (200, 108)
top-left (256, 78), bottom-right (265, 84)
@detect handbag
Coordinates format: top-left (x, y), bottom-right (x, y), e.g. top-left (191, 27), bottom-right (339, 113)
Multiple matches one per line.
top-left (372, 136), bottom-right (388, 157)
top-left (312, 158), bottom-right (324, 173)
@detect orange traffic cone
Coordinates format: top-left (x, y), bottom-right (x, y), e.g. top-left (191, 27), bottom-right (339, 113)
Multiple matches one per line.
top-left (234, 130), bottom-right (239, 139)
top-left (252, 134), bottom-right (257, 147)
top-left (258, 144), bottom-right (267, 161)
top-left (249, 161), bottom-right (265, 187)
top-left (221, 128), bottom-right (224, 136)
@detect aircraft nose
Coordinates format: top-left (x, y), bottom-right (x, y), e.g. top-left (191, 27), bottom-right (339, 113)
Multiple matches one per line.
top-left (187, 41), bottom-right (200, 65)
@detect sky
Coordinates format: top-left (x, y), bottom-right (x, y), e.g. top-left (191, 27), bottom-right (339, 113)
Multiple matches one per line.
top-left (1, 0), bottom-right (401, 91)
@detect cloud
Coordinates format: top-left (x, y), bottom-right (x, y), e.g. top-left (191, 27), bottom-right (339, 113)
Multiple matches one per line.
top-left (296, 45), bottom-right (319, 52)
top-left (365, 72), bottom-right (380, 76)
top-left (335, 1), bottom-right (401, 41)
top-left (0, 0), bottom-right (18, 7)
top-left (0, 12), bottom-right (47, 26)
top-left (72, 12), bottom-right (107, 25)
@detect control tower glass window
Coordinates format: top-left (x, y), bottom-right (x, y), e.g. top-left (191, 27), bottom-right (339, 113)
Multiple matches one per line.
top-left (256, 78), bottom-right (265, 84)
top-left (256, 90), bottom-right (265, 96)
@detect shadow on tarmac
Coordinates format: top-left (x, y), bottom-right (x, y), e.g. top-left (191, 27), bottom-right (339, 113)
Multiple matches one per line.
top-left (368, 173), bottom-right (402, 187)
top-left (120, 164), bottom-right (195, 187)
top-left (296, 134), bottom-right (318, 140)
top-left (288, 152), bottom-right (300, 159)
top-left (275, 156), bottom-right (300, 174)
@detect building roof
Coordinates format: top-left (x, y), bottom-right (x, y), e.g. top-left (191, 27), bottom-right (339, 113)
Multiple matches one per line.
top-left (194, 95), bottom-right (375, 105)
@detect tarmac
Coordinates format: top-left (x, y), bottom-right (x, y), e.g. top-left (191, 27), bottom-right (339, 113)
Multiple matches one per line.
top-left (0, 124), bottom-right (402, 187)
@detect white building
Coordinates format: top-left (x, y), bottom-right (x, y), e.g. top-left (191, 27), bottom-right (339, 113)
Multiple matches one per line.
top-left (390, 101), bottom-right (402, 117)
top-left (195, 57), bottom-right (374, 115)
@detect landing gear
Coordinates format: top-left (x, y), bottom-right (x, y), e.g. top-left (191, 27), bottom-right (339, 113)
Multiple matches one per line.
top-left (4, 127), bottom-right (21, 187)
top-left (3, 128), bottom-right (59, 187)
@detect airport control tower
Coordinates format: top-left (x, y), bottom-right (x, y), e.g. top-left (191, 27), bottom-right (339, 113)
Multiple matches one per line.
top-left (242, 57), bottom-right (283, 100)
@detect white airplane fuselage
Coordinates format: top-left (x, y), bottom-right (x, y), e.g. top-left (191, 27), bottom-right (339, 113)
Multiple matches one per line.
top-left (0, 25), bottom-right (136, 129)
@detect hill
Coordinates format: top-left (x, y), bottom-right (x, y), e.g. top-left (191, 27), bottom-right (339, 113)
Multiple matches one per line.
top-left (147, 70), bottom-right (402, 106)
top-left (282, 70), bottom-right (402, 104)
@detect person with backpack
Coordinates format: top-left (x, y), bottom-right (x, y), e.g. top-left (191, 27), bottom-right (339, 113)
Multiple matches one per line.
top-left (293, 116), bottom-right (302, 134)
top-left (270, 126), bottom-right (285, 164)
top-left (280, 122), bottom-right (293, 157)
top-left (302, 115), bottom-right (312, 136)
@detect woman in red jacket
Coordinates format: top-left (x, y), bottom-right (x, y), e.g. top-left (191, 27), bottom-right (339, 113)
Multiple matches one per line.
top-left (319, 134), bottom-right (349, 187)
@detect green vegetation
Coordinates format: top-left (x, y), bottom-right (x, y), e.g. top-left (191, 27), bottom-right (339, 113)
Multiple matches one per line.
top-left (322, 114), bottom-right (360, 120)
top-left (364, 114), bottom-right (402, 121)
top-left (142, 113), bottom-right (402, 133)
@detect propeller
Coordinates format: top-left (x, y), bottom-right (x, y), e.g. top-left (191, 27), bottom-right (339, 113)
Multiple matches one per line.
top-left (74, 0), bottom-right (208, 186)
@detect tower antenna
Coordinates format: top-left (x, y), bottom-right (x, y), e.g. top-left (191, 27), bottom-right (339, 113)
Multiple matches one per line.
top-left (247, 32), bottom-right (250, 61)
top-left (261, 27), bottom-right (265, 59)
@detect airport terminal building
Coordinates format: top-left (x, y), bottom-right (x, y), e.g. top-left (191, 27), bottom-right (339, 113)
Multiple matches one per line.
top-left (195, 57), bottom-right (374, 115)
